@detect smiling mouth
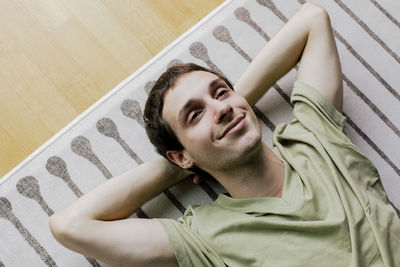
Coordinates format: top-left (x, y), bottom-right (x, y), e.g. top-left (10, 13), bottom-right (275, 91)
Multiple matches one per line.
top-left (219, 114), bottom-right (245, 140)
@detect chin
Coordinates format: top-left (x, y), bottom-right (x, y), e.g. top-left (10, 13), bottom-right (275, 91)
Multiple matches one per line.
top-left (243, 134), bottom-right (263, 155)
top-left (236, 128), bottom-right (263, 158)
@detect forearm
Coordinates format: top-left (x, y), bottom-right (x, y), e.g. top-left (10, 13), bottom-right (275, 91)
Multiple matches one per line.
top-left (51, 157), bottom-right (189, 222)
top-left (235, 2), bottom-right (325, 106)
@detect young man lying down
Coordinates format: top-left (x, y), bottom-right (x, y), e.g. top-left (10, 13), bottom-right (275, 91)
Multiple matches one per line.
top-left (49, 2), bottom-right (400, 266)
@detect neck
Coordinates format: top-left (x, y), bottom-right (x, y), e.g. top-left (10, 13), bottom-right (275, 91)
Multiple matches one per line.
top-left (211, 143), bottom-right (285, 199)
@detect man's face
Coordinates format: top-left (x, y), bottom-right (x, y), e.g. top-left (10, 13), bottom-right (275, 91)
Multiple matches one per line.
top-left (162, 71), bottom-right (262, 172)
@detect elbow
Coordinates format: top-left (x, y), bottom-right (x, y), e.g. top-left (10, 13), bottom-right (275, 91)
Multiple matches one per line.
top-left (302, 2), bottom-right (329, 18)
top-left (301, 2), bottom-right (331, 29)
top-left (49, 214), bottom-right (95, 258)
top-left (49, 214), bottom-right (66, 241)
top-left (48, 213), bottom-right (74, 246)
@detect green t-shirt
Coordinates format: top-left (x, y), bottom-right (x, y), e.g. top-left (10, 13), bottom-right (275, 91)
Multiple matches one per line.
top-left (158, 81), bottom-right (400, 267)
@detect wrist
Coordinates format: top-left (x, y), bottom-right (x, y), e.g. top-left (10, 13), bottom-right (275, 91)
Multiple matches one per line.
top-left (158, 157), bottom-right (193, 184)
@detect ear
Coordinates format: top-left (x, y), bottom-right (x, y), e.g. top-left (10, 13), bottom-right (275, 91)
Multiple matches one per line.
top-left (166, 150), bottom-right (194, 169)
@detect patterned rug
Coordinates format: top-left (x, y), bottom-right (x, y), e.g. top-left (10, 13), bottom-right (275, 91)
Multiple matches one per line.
top-left (1, 0), bottom-right (399, 266)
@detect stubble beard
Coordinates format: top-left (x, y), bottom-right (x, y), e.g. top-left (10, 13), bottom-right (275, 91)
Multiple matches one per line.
top-left (198, 125), bottom-right (263, 175)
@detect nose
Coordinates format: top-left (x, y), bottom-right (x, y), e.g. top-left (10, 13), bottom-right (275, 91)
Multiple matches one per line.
top-left (214, 100), bottom-right (233, 124)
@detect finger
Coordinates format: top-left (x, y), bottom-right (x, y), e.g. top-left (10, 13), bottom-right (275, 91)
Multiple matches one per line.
top-left (192, 175), bottom-right (201, 185)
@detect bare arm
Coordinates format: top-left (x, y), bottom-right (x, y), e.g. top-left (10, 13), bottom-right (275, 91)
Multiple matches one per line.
top-left (49, 157), bottom-right (190, 267)
top-left (235, 2), bottom-right (343, 112)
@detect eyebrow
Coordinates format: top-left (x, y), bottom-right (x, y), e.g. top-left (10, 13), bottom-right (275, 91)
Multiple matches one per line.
top-left (178, 78), bottom-right (224, 126)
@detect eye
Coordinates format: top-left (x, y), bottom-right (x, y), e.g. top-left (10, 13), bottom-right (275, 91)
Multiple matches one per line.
top-left (189, 110), bottom-right (202, 123)
top-left (216, 89), bottom-right (228, 99)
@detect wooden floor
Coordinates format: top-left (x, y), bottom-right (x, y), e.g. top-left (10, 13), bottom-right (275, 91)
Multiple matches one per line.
top-left (0, 0), bottom-right (224, 178)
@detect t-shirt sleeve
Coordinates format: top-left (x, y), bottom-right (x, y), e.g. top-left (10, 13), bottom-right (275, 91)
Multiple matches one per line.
top-left (157, 216), bottom-right (226, 267)
top-left (290, 81), bottom-right (349, 143)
